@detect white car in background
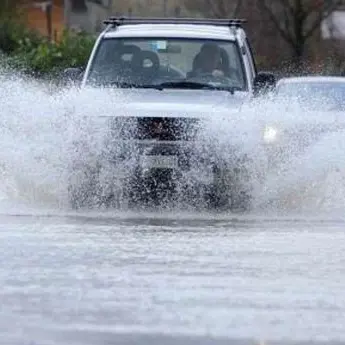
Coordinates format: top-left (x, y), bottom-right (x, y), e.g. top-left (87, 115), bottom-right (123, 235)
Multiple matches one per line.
top-left (63, 17), bottom-right (276, 211)
top-left (262, 76), bottom-right (345, 167)
top-left (273, 76), bottom-right (345, 111)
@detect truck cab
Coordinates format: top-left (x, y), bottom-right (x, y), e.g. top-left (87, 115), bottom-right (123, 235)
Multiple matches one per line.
top-left (65, 17), bottom-right (275, 98)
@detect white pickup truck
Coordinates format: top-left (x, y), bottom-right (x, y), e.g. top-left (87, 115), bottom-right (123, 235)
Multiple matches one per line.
top-left (64, 17), bottom-right (276, 211)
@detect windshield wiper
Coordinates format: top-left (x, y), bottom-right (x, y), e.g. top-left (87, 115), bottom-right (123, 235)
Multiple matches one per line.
top-left (107, 80), bottom-right (241, 93)
top-left (155, 81), bottom-right (241, 93)
top-left (108, 81), bottom-right (163, 90)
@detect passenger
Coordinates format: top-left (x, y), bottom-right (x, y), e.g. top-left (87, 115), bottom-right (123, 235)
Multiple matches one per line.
top-left (192, 43), bottom-right (224, 77)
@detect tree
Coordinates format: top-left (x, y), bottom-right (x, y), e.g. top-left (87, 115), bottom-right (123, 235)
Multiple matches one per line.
top-left (0, 0), bottom-right (24, 18)
top-left (183, 0), bottom-right (243, 18)
top-left (258, 0), bottom-right (344, 65)
top-left (70, 0), bottom-right (87, 12)
top-left (0, 0), bottom-right (30, 53)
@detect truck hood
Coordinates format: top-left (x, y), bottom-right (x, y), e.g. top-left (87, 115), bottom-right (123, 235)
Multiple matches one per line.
top-left (96, 88), bottom-right (249, 118)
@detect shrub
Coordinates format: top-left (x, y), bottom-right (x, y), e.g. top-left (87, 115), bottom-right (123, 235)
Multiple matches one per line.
top-left (12, 29), bottom-right (96, 77)
top-left (0, 17), bottom-right (96, 79)
top-left (0, 19), bottom-right (42, 55)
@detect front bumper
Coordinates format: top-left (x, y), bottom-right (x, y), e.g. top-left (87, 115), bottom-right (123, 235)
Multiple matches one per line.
top-left (101, 137), bottom-right (251, 185)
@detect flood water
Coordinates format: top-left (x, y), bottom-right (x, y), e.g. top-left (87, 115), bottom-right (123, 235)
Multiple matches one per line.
top-left (1, 212), bottom-right (345, 345)
top-left (1, 73), bottom-right (345, 344)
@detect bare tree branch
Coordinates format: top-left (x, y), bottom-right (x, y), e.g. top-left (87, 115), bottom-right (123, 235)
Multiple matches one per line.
top-left (233, 0), bottom-right (242, 17)
top-left (183, 0), bottom-right (242, 19)
top-left (259, 0), bottom-right (344, 61)
top-left (279, 0), bottom-right (295, 17)
top-left (258, 0), bottom-right (296, 49)
top-left (304, 0), bottom-right (344, 39)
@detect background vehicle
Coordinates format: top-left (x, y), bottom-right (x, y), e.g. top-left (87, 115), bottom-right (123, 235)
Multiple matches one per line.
top-left (64, 17), bottom-right (276, 211)
top-left (273, 76), bottom-right (345, 111)
top-left (263, 76), bottom-right (345, 169)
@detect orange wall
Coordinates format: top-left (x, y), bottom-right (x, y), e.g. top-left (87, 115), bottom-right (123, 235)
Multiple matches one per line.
top-left (24, 0), bottom-right (64, 41)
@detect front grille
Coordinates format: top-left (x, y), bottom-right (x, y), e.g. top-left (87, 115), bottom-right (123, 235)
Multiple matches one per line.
top-left (136, 117), bottom-right (200, 141)
top-left (109, 116), bottom-right (201, 141)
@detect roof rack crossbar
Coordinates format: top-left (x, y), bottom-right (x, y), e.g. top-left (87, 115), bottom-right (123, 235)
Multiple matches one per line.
top-left (103, 17), bottom-right (247, 28)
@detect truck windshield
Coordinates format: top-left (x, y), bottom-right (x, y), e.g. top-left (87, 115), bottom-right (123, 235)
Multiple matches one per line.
top-left (86, 37), bottom-right (247, 91)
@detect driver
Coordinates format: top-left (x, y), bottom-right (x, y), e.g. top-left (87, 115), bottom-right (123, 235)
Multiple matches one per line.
top-left (192, 43), bottom-right (224, 77)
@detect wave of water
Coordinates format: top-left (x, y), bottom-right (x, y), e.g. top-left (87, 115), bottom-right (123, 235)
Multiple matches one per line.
top-left (1, 71), bottom-right (345, 217)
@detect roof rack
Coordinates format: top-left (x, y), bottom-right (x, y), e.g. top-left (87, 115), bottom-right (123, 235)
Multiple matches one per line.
top-left (103, 17), bottom-right (247, 28)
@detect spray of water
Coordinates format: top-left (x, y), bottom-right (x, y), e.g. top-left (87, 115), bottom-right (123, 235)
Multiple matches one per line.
top-left (0, 71), bottom-right (126, 212)
top-left (0, 69), bottom-right (344, 217)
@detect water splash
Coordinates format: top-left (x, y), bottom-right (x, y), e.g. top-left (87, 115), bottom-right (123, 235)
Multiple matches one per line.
top-left (0, 70), bottom-right (344, 216)
top-left (0, 72), bottom-right (124, 211)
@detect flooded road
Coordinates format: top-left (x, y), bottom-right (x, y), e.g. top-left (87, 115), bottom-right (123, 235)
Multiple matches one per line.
top-left (1, 212), bottom-right (345, 345)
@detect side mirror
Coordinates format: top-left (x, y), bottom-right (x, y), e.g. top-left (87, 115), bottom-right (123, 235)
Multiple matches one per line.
top-left (253, 71), bottom-right (276, 97)
top-left (60, 67), bottom-right (84, 86)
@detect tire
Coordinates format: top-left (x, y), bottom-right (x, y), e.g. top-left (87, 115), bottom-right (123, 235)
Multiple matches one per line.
top-left (205, 163), bottom-right (252, 212)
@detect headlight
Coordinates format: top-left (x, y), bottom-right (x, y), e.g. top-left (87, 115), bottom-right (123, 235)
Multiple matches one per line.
top-left (263, 126), bottom-right (278, 143)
